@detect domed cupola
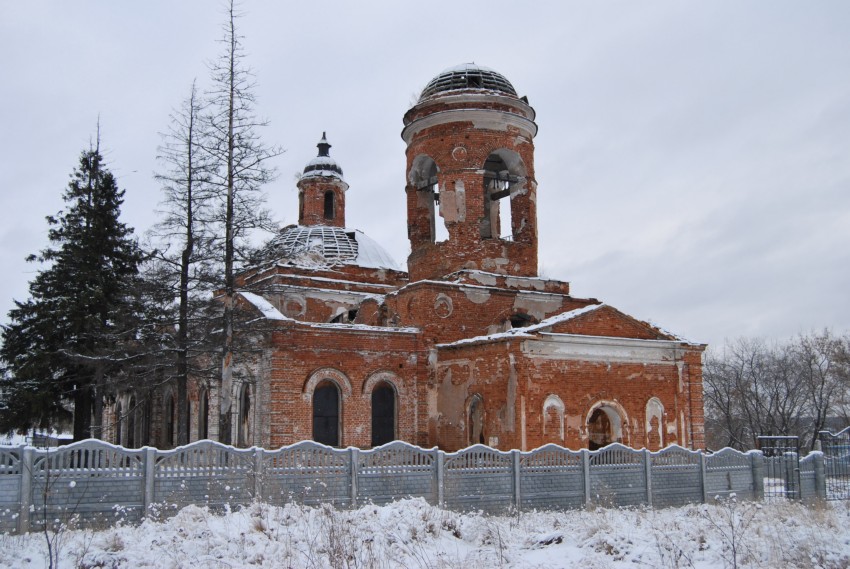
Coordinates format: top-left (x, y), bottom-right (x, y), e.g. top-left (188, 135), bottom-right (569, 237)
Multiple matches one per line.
top-left (297, 133), bottom-right (349, 227)
top-left (418, 63), bottom-right (518, 102)
top-left (401, 64), bottom-right (540, 281)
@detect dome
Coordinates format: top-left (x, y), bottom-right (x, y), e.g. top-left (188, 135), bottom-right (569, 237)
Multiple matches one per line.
top-left (265, 225), bottom-right (400, 270)
top-left (302, 133), bottom-right (344, 180)
top-left (419, 63), bottom-right (517, 102)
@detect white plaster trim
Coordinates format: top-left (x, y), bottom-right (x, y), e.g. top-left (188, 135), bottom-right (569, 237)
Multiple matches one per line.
top-left (361, 370), bottom-right (404, 400)
top-left (522, 333), bottom-right (686, 364)
top-left (302, 368), bottom-right (353, 403)
top-left (402, 109), bottom-right (538, 143)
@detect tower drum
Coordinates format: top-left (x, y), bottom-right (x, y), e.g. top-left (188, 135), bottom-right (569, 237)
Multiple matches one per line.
top-left (402, 64), bottom-right (539, 281)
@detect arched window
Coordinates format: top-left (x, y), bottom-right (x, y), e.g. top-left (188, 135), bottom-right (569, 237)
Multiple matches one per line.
top-left (198, 388), bottom-right (209, 440)
top-left (165, 393), bottom-right (176, 448)
top-left (467, 394), bottom-right (485, 446)
top-left (115, 401), bottom-right (123, 447)
top-left (127, 396), bottom-right (136, 449)
top-left (645, 397), bottom-right (665, 450)
top-left (542, 394), bottom-right (565, 444)
top-left (313, 381), bottom-right (341, 446)
top-left (371, 382), bottom-right (396, 447)
top-left (238, 384), bottom-right (252, 448)
top-left (324, 191), bottom-right (335, 220)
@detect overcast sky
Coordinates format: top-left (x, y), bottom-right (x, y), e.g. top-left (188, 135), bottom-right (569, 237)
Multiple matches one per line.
top-left (2, 1), bottom-right (849, 349)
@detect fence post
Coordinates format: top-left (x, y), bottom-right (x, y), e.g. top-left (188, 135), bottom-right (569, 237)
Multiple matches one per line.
top-left (512, 450), bottom-right (521, 512)
top-left (143, 447), bottom-right (156, 518)
top-left (698, 451), bottom-right (708, 503)
top-left (253, 448), bottom-right (264, 503)
top-left (581, 449), bottom-right (591, 507)
top-left (751, 451), bottom-right (765, 502)
top-left (643, 449), bottom-right (653, 507)
top-left (18, 446), bottom-right (33, 534)
top-left (350, 448), bottom-right (359, 508)
top-left (436, 450), bottom-right (445, 508)
top-left (813, 452), bottom-right (827, 501)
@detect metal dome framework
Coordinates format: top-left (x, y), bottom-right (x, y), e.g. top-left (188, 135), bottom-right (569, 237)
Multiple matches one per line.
top-left (419, 64), bottom-right (517, 101)
top-left (275, 226), bottom-right (359, 263)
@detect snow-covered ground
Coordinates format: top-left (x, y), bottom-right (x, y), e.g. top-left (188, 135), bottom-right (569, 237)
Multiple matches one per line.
top-left (1, 497), bottom-right (848, 568)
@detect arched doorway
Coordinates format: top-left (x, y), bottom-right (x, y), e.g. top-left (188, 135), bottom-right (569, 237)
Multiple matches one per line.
top-left (371, 382), bottom-right (396, 447)
top-left (313, 381), bottom-right (340, 447)
top-left (587, 404), bottom-right (624, 450)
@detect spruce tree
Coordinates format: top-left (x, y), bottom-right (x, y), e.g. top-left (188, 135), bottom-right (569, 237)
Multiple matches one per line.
top-left (0, 142), bottom-right (144, 441)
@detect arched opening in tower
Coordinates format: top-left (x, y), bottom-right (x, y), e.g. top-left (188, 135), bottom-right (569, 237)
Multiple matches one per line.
top-left (482, 152), bottom-right (524, 241)
top-left (323, 191), bottom-right (335, 221)
top-left (410, 156), bottom-right (447, 243)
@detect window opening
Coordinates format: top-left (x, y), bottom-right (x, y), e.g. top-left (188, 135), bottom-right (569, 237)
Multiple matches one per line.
top-left (509, 313), bottom-right (534, 329)
top-left (482, 153), bottom-right (521, 240)
top-left (238, 384), bottom-right (252, 447)
top-left (198, 388), bottom-right (209, 440)
top-left (324, 191), bottom-right (335, 220)
top-left (165, 394), bottom-right (175, 448)
top-left (115, 402), bottom-right (123, 447)
top-left (468, 395), bottom-right (485, 446)
top-left (371, 383), bottom-right (396, 447)
top-left (414, 159), bottom-right (447, 243)
top-left (313, 381), bottom-right (340, 446)
top-left (127, 396), bottom-right (136, 448)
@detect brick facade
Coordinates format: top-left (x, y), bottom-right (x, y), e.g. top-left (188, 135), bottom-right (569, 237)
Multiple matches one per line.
top-left (109, 64), bottom-right (706, 453)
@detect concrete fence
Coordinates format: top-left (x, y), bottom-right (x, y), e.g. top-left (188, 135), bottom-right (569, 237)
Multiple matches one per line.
top-left (0, 440), bottom-right (827, 534)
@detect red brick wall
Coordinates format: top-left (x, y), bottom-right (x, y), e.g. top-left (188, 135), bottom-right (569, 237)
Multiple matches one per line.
top-left (265, 323), bottom-right (429, 449)
top-left (297, 176), bottom-right (347, 227)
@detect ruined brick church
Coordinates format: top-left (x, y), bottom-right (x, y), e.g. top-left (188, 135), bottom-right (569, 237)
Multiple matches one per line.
top-left (122, 64), bottom-right (706, 452)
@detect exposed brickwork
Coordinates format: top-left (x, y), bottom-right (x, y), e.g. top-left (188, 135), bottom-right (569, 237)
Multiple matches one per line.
top-left (297, 175), bottom-right (347, 228)
top-left (106, 65), bottom-right (707, 454)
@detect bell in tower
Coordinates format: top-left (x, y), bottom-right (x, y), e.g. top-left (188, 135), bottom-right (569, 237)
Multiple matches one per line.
top-left (401, 64), bottom-right (539, 281)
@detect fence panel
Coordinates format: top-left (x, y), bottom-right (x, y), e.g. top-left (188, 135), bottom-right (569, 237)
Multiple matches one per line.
top-left (29, 441), bottom-right (146, 530)
top-left (705, 448), bottom-right (756, 501)
top-left (0, 447), bottom-right (22, 533)
top-left (588, 444), bottom-right (646, 507)
top-left (263, 441), bottom-right (351, 507)
top-left (153, 441), bottom-right (254, 514)
top-left (519, 445), bottom-right (584, 510)
top-left (444, 445), bottom-right (513, 514)
top-left (650, 446), bottom-right (703, 507)
top-left (357, 442), bottom-right (437, 505)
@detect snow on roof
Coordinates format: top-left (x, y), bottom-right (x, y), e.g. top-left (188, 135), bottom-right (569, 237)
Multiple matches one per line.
top-left (239, 291), bottom-right (290, 321)
top-left (262, 226), bottom-right (401, 271)
top-left (351, 229), bottom-right (402, 270)
top-left (437, 304), bottom-right (604, 349)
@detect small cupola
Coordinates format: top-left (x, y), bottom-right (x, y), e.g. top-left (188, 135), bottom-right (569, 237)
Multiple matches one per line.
top-left (297, 133), bottom-right (349, 228)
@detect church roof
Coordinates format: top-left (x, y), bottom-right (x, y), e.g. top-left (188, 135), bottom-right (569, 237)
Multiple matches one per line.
top-left (301, 132), bottom-right (344, 180)
top-left (264, 225), bottom-right (401, 270)
top-left (419, 64), bottom-right (517, 102)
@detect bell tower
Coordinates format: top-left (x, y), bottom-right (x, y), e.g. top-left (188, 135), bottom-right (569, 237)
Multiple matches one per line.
top-left (402, 64), bottom-right (539, 281)
top-left (297, 133), bottom-right (348, 227)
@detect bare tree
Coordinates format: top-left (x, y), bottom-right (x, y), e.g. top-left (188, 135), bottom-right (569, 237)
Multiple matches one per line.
top-left (704, 332), bottom-right (850, 451)
top-left (152, 80), bottom-right (219, 446)
top-left (204, 0), bottom-right (281, 444)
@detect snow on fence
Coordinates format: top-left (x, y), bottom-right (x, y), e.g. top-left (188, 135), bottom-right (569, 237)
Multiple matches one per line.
top-left (0, 439), bottom-right (829, 534)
